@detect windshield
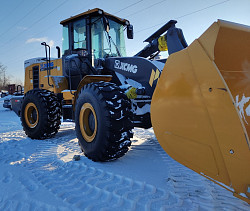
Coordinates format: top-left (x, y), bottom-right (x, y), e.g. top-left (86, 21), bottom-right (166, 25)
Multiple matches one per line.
top-left (91, 17), bottom-right (126, 60)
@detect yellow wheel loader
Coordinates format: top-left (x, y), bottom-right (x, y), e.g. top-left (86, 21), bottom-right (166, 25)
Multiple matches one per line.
top-left (14, 8), bottom-right (249, 203)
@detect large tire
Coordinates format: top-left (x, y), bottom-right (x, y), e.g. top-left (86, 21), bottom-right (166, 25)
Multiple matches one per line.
top-left (21, 89), bottom-right (61, 139)
top-left (75, 81), bottom-right (133, 161)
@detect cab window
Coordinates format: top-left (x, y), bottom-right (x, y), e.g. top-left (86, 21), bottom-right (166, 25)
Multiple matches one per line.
top-left (73, 18), bottom-right (86, 49)
top-left (62, 24), bottom-right (69, 55)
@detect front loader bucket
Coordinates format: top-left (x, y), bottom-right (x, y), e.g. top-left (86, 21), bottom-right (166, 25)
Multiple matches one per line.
top-left (151, 20), bottom-right (250, 203)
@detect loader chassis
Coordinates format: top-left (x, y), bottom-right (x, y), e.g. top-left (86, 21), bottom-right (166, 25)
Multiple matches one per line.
top-left (20, 8), bottom-right (250, 203)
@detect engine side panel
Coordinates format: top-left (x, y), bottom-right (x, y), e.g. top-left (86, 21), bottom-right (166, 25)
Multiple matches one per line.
top-left (24, 58), bottom-right (63, 93)
top-left (103, 57), bottom-right (165, 97)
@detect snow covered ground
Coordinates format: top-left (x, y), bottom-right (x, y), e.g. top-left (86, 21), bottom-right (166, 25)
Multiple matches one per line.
top-left (0, 97), bottom-right (249, 210)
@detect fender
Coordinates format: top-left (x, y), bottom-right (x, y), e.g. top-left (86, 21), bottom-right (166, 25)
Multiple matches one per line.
top-left (73, 75), bottom-right (112, 110)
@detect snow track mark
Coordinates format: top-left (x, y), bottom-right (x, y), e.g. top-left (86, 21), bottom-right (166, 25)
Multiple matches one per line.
top-left (32, 161), bottom-right (180, 210)
top-left (19, 131), bottom-right (181, 210)
top-left (19, 176), bottom-right (38, 192)
top-left (2, 171), bottom-right (13, 184)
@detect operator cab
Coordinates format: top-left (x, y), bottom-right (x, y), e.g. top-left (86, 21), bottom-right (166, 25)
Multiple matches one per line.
top-left (60, 8), bottom-right (133, 90)
top-left (60, 8), bottom-right (133, 66)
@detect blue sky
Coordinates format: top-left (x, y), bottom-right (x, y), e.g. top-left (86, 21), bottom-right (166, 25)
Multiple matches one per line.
top-left (0, 0), bottom-right (249, 84)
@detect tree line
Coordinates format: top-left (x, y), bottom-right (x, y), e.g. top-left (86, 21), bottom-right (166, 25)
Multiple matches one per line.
top-left (0, 63), bottom-right (11, 91)
top-left (0, 62), bottom-right (24, 92)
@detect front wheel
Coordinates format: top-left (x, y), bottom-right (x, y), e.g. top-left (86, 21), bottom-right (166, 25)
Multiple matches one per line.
top-left (21, 89), bottom-right (61, 139)
top-left (75, 82), bottom-right (133, 161)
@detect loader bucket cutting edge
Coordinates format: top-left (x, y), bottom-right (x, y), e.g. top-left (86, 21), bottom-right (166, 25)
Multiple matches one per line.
top-left (151, 19), bottom-right (250, 203)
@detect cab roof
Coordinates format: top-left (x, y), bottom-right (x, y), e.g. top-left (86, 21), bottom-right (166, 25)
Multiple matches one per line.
top-left (60, 8), bottom-right (129, 25)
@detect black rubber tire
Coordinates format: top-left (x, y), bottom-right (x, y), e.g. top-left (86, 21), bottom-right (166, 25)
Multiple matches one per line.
top-left (75, 81), bottom-right (133, 161)
top-left (21, 89), bottom-right (61, 139)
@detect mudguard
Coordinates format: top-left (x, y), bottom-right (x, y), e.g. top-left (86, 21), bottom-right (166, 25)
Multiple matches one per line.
top-left (151, 20), bottom-right (250, 203)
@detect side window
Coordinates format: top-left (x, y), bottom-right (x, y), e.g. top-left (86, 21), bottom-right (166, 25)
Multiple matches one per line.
top-left (62, 24), bottom-right (69, 55)
top-left (73, 19), bottom-right (86, 49)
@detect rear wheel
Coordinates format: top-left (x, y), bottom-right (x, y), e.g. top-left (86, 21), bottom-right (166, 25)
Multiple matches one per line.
top-left (75, 81), bottom-right (133, 161)
top-left (24, 102), bottom-right (39, 128)
top-left (21, 89), bottom-right (61, 139)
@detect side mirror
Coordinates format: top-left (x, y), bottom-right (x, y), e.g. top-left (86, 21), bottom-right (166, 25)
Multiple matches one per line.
top-left (127, 25), bottom-right (134, 39)
top-left (102, 16), bottom-right (110, 33)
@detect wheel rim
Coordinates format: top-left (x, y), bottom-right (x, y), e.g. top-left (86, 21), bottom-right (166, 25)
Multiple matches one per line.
top-left (79, 103), bottom-right (97, 143)
top-left (24, 102), bottom-right (39, 128)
